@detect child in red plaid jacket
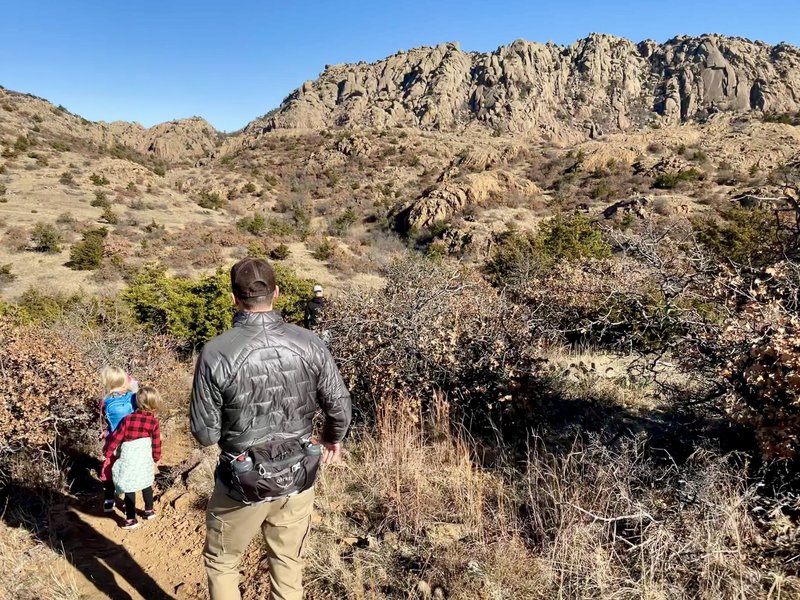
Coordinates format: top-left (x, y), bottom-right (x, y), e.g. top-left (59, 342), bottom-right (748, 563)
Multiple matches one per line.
top-left (105, 386), bottom-right (162, 529)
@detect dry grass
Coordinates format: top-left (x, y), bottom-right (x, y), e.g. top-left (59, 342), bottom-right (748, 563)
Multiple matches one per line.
top-left (0, 512), bottom-right (79, 600)
top-left (304, 400), bottom-right (535, 600)
top-left (540, 346), bottom-right (658, 412)
top-left (523, 440), bottom-right (763, 599)
top-left (291, 398), bottom-right (799, 600)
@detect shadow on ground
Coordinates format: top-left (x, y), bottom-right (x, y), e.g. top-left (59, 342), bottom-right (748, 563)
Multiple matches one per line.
top-left (2, 451), bottom-right (175, 600)
top-left (463, 373), bottom-right (760, 471)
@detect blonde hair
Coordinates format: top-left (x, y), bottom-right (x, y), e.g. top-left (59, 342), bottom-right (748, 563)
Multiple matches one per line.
top-left (137, 386), bottom-right (161, 413)
top-left (101, 366), bottom-right (127, 394)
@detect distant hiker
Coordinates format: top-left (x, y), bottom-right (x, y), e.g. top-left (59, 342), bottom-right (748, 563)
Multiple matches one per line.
top-left (99, 366), bottom-right (138, 513)
top-left (191, 258), bottom-right (351, 600)
top-left (104, 386), bottom-right (162, 530)
top-left (304, 284), bottom-right (326, 329)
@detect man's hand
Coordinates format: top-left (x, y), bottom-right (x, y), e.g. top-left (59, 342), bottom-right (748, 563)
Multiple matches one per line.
top-left (321, 441), bottom-right (342, 465)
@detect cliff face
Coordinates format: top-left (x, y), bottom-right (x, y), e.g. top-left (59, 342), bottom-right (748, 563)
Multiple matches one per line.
top-left (248, 34), bottom-right (800, 139)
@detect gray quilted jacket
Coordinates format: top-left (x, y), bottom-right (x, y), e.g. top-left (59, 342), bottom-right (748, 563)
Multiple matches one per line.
top-left (190, 310), bottom-right (352, 458)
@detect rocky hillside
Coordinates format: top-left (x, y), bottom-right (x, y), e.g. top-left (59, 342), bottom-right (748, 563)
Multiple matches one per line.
top-left (0, 87), bottom-right (221, 164)
top-left (250, 34), bottom-right (800, 139)
top-left (2, 32), bottom-right (800, 302)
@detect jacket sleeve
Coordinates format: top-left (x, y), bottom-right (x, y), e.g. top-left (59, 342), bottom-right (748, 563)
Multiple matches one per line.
top-left (190, 348), bottom-right (224, 447)
top-left (151, 418), bottom-right (162, 462)
top-left (104, 417), bottom-right (126, 458)
top-left (316, 343), bottom-right (352, 444)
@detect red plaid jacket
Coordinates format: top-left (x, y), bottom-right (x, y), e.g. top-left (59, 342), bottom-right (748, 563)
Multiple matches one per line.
top-left (104, 409), bottom-right (161, 462)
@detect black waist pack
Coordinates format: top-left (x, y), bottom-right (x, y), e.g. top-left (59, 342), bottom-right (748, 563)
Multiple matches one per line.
top-left (228, 438), bottom-right (322, 504)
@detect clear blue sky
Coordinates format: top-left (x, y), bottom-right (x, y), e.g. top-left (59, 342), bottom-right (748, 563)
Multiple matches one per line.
top-left (1, 1), bottom-right (798, 132)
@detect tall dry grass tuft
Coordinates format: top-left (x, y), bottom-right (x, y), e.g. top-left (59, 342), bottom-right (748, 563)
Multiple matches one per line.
top-left (522, 438), bottom-right (770, 599)
top-left (305, 394), bottom-right (540, 599)
top-left (362, 395), bottom-right (505, 540)
top-left (299, 399), bottom-right (798, 599)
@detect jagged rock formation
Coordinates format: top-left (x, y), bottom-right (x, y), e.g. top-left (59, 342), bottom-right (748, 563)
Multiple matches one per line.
top-left (249, 34), bottom-right (800, 138)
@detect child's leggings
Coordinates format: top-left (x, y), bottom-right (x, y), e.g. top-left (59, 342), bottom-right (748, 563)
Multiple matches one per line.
top-left (104, 480), bottom-right (116, 501)
top-left (124, 486), bottom-right (154, 520)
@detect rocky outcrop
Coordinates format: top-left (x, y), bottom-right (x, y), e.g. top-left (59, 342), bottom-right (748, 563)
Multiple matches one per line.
top-left (394, 172), bottom-right (537, 232)
top-left (247, 34), bottom-right (800, 139)
top-left (105, 117), bottom-right (220, 163)
top-left (633, 156), bottom-right (696, 178)
top-left (334, 134), bottom-right (373, 157)
top-left (731, 186), bottom-right (800, 209)
top-left (603, 196), bottom-right (650, 219)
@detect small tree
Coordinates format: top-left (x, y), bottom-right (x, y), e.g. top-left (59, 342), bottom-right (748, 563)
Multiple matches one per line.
top-left (311, 238), bottom-right (336, 261)
top-left (331, 208), bottom-right (358, 237)
top-left (69, 228), bottom-right (107, 270)
top-left (124, 262), bottom-right (313, 347)
top-left (91, 191), bottom-right (110, 208)
top-left (237, 213), bottom-right (266, 235)
top-left (484, 214), bottom-right (611, 287)
top-left (197, 190), bottom-right (224, 210)
top-left (694, 206), bottom-right (789, 267)
top-left (30, 222), bottom-right (62, 253)
top-left (100, 206), bottom-right (118, 225)
top-left (89, 173), bottom-right (109, 186)
top-left (0, 263), bottom-right (15, 288)
top-left (269, 243), bottom-right (291, 260)
top-left (538, 213), bottom-right (611, 262)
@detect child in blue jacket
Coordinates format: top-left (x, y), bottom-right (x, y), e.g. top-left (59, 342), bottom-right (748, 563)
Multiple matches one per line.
top-left (99, 365), bottom-right (137, 512)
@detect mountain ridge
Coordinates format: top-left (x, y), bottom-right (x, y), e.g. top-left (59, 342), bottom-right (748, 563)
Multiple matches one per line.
top-left (4, 32), bottom-right (800, 164)
top-left (249, 33), bottom-right (800, 140)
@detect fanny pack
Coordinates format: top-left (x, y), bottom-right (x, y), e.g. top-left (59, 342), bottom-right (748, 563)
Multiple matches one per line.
top-left (226, 437), bottom-right (322, 504)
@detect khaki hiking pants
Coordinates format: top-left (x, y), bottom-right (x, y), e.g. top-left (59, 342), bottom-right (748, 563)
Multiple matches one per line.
top-left (204, 481), bottom-right (315, 600)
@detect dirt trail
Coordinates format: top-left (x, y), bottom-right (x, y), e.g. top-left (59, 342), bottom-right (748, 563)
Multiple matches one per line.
top-left (49, 431), bottom-right (211, 600)
top-left (52, 498), bottom-right (205, 599)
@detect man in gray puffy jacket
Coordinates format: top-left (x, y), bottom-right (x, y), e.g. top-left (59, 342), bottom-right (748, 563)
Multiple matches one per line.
top-left (191, 257), bottom-right (352, 600)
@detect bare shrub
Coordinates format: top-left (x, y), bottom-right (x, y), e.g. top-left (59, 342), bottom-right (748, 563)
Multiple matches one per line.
top-left (2, 226), bottom-right (27, 252)
top-left (0, 301), bottom-right (188, 486)
top-left (0, 318), bottom-right (97, 477)
top-left (308, 236), bottom-right (336, 261)
top-left (652, 196), bottom-right (672, 216)
top-left (707, 260), bottom-right (800, 459)
top-left (326, 257), bottom-right (535, 421)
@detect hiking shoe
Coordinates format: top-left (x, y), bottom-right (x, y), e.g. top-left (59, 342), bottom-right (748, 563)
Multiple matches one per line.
top-left (103, 499), bottom-right (115, 513)
top-left (143, 509), bottom-right (157, 520)
top-left (121, 518), bottom-right (140, 530)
